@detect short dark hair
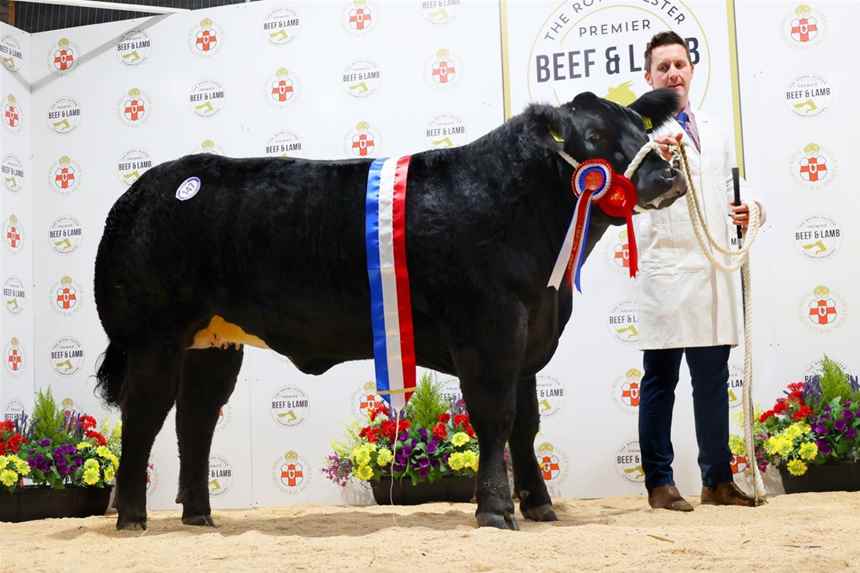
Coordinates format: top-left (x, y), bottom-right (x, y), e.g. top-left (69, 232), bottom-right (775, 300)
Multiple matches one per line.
top-left (644, 31), bottom-right (692, 73)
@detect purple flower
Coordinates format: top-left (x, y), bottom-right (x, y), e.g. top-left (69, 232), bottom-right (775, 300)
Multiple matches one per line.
top-left (835, 419), bottom-right (847, 432)
top-left (418, 428), bottom-right (429, 442)
top-left (427, 438), bottom-right (439, 455)
top-left (398, 430), bottom-right (409, 442)
top-left (843, 410), bottom-right (855, 421)
top-left (816, 439), bottom-right (832, 455)
top-left (846, 427), bottom-right (858, 440)
top-left (416, 457), bottom-right (431, 478)
top-left (29, 453), bottom-right (51, 472)
top-left (813, 422), bottom-right (828, 435)
top-left (38, 438), bottom-right (51, 447)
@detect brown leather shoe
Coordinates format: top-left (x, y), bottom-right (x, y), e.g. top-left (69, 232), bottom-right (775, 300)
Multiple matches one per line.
top-left (700, 481), bottom-right (758, 507)
top-left (648, 485), bottom-right (694, 512)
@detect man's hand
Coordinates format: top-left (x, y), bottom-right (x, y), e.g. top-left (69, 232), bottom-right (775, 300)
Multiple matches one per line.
top-left (729, 202), bottom-right (762, 230)
top-left (654, 133), bottom-right (683, 161)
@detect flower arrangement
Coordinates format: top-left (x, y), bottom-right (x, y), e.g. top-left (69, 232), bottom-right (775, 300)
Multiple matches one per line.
top-left (323, 374), bottom-right (479, 487)
top-left (749, 356), bottom-right (859, 478)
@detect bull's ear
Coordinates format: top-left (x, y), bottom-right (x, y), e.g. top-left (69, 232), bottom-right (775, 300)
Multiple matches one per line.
top-left (523, 103), bottom-right (574, 152)
top-left (628, 88), bottom-right (678, 130)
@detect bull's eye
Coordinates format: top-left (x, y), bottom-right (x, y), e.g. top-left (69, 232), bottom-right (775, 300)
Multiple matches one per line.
top-left (586, 131), bottom-right (602, 145)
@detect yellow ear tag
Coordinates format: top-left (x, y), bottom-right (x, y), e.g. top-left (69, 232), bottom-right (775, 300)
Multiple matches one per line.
top-left (549, 129), bottom-right (565, 143)
top-left (641, 116), bottom-right (653, 130)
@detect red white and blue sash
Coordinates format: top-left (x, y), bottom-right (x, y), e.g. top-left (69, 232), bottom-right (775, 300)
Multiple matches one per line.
top-left (365, 156), bottom-right (416, 412)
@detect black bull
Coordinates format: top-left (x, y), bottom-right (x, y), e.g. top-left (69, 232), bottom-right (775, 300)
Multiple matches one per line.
top-left (94, 89), bottom-right (684, 530)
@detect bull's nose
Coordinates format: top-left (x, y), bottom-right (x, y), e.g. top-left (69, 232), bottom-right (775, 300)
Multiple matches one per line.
top-left (658, 167), bottom-right (676, 185)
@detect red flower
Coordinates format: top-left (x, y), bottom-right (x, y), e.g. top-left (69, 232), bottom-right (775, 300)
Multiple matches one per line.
top-left (6, 433), bottom-right (24, 453)
top-left (86, 430), bottom-right (108, 446)
top-left (397, 419), bottom-right (411, 433)
top-left (792, 405), bottom-right (812, 421)
top-left (453, 414), bottom-right (469, 428)
top-left (437, 413), bottom-right (451, 424)
top-left (788, 390), bottom-right (804, 402)
top-left (80, 415), bottom-right (97, 431)
top-left (787, 382), bottom-right (804, 393)
top-left (773, 399), bottom-right (788, 414)
top-left (463, 422), bottom-right (476, 438)
top-left (379, 420), bottom-right (396, 442)
top-left (758, 410), bottom-right (775, 423)
top-left (0, 420), bottom-right (13, 433)
top-left (432, 422), bottom-right (448, 440)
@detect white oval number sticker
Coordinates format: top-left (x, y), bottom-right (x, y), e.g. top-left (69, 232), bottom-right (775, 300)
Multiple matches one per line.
top-left (176, 176), bottom-right (201, 201)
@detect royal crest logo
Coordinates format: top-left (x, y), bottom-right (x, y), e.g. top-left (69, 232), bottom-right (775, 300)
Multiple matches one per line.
top-left (52, 275), bottom-right (81, 315)
top-left (2, 155), bottom-right (24, 192)
top-left (784, 4), bottom-right (823, 46)
top-left (49, 37), bottom-right (78, 74)
top-left (344, 0), bottom-right (375, 34)
top-left (190, 18), bottom-right (221, 57)
top-left (3, 276), bottom-right (26, 315)
top-left (208, 456), bottom-right (233, 496)
top-left (117, 30), bottom-right (151, 65)
top-left (268, 68), bottom-right (298, 107)
top-left (608, 300), bottom-right (640, 343)
top-left (615, 440), bottom-right (644, 483)
top-left (792, 143), bottom-right (834, 188)
top-left (50, 156), bottom-right (80, 195)
top-left (266, 131), bottom-right (303, 158)
top-left (120, 88), bottom-right (149, 127)
top-left (271, 387), bottom-right (310, 427)
top-left (425, 115), bottom-right (466, 149)
top-left (48, 97), bottom-right (80, 134)
top-left (4, 214), bottom-right (24, 253)
top-left (612, 367), bottom-right (642, 414)
top-left (726, 364), bottom-right (744, 410)
top-left (795, 216), bottom-right (840, 259)
top-left (343, 61), bottom-right (381, 98)
top-left (117, 150), bottom-right (152, 187)
top-left (4, 94), bottom-right (22, 133)
top-left (802, 285), bottom-right (843, 331)
top-left (189, 80), bottom-right (225, 117)
top-left (195, 139), bottom-right (224, 156)
top-left (273, 450), bottom-right (309, 494)
top-left (536, 441), bottom-right (567, 484)
top-left (265, 8), bottom-right (301, 45)
top-left (536, 375), bottom-right (564, 417)
top-left (51, 338), bottom-right (84, 376)
top-left (3, 400), bottom-right (25, 423)
top-left (607, 228), bottom-right (632, 273)
top-left (786, 75), bottom-right (831, 117)
top-left (353, 380), bottom-right (384, 415)
top-left (422, 0), bottom-right (459, 25)
top-left (427, 49), bottom-right (459, 88)
top-left (145, 461), bottom-right (158, 495)
top-left (49, 217), bottom-right (83, 254)
top-left (529, 1), bottom-right (709, 107)
top-left (0, 36), bottom-right (24, 72)
top-left (345, 121), bottom-right (379, 158)
top-left (5, 337), bottom-right (24, 375)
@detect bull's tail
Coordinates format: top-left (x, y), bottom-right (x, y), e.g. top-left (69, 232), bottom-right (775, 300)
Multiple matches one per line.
top-left (95, 341), bottom-right (127, 407)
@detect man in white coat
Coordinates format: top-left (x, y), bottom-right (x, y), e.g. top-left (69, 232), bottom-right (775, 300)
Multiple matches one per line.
top-left (637, 31), bottom-right (763, 511)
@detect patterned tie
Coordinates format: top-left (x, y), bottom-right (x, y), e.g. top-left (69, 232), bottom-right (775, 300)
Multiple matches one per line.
top-left (675, 111), bottom-right (699, 151)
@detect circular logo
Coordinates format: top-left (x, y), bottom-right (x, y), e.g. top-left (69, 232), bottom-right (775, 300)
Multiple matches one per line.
top-left (117, 30), bottom-right (151, 65)
top-left (52, 275), bottom-right (81, 315)
top-left (3, 276), bottom-right (25, 315)
top-left (48, 97), bottom-right (80, 134)
top-left (342, 61), bottom-right (381, 98)
top-left (607, 228), bottom-right (633, 274)
top-left (784, 4), bottom-right (824, 46)
top-left (608, 300), bottom-right (640, 343)
top-left (270, 386), bottom-right (310, 427)
top-left (51, 338), bottom-right (84, 376)
top-left (4, 94), bottom-right (22, 133)
top-left (49, 37), bottom-right (78, 74)
top-left (423, 0), bottom-right (458, 24)
top-left (3, 400), bottom-right (25, 424)
top-left (612, 367), bottom-right (643, 414)
top-left (215, 403), bottom-right (232, 432)
top-left (0, 36), bottom-right (24, 72)
top-left (795, 216), bottom-right (841, 259)
top-left (49, 217), bottom-right (83, 254)
top-left (4, 215), bottom-right (24, 253)
top-left (426, 49), bottom-right (460, 88)
top-left (529, 2), bottom-right (710, 108)
top-left (353, 381), bottom-right (384, 416)
top-left (266, 131), bottom-right (304, 158)
top-left (120, 89), bottom-right (149, 126)
top-left (786, 75), bottom-right (831, 116)
top-left (791, 142), bottom-right (834, 188)
top-left (615, 440), bottom-right (644, 483)
top-left (175, 177), bottom-right (202, 201)
top-left (345, 121), bottom-right (379, 158)
top-left (425, 115), bottom-right (466, 149)
top-left (117, 150), bottom-right (152, 188)
top-left (146, 461), bottom-right (158, 495)
top-left (5, 337), bottom-right (24, 375)
top-left (208, 456), bottom-right (233, 496)
top-left (273, 450), bottom-right (309, 494)
top-left (265, 8), bottom-right (301, 45)
top-left (2, 155), bottom-right (24, 192)
top-left (536, 375), bottom-right (564, 417)
top-left (50, 156), bottom-right (80, 195)
top-left (802, 285), bottom-right (843, 331)
top-left (536, 441), bottom-right (567, 485)
top-left (727, 364), bottom-right (744, 410)
top-left (190, 18), bottom-right (221, 56)
top-left (344, 1), bottom-right (376, 34)
top-left (268, 68), bottom-right (298, 108)
top-left (189, 81), bottom-right (224, 118)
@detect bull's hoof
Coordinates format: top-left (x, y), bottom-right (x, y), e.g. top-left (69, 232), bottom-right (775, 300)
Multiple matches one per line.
top-left (116, 517), bottom-right (147, 531)
top-left (476, 511), bottom-right (520, 531)
top-left (182, 514), bottom-right (216, 527)
top-left (521, 503), bottom-right (558, 522)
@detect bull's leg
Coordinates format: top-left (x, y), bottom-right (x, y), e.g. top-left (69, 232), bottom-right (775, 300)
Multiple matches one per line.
top-left (116, 343), bottom-right (183, 531)
top-left (175, 346), bottom-right (243, 527)
top-left (510, 374), bottom-right (557, 522)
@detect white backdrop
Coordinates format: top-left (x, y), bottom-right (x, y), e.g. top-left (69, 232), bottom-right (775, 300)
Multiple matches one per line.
top-left (0, 0), bottom-right (857, 510)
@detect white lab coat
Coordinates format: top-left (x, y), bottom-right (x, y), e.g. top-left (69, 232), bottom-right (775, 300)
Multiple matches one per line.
top-left (636, 109), bottom-right (747, 350)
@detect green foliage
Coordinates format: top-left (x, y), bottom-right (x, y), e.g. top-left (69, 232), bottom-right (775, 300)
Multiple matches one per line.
top-left (405, 373), bottom-right (450, 430)
top-left (820, 355), bottom-right (856, 404)
top-left (30, 388), bottom-right (70, 445)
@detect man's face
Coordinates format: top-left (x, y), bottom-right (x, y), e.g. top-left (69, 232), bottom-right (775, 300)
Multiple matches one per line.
top-left (645, 43), bottom-right (693, 111)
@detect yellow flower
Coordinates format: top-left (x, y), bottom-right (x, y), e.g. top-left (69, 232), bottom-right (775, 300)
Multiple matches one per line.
top-left (83, 458), bottom-right (99, 471)
top-left (0, 455), bottom-right (8, 467)
top-left (451, 432), bottom-right (471, 447)
top-left (787, 459), bottom-right (808, 476)
top-left (82, 467), bottom-right (100, 486)
top-left (448, 452), bottom-right (465, 471)
top-left (96, 446), bottom-right (111, 458)
top-left (463, 451), bottom-right (479, 471)
top-left (352, 447), bottom-right (371, 467)
top-left (799, 441), bottom-right (818, 461)
top-left (376, 448), bottom-right (393, 467)
top-left (11, 456), bottom-right (29, 476)
top-left (355, 464), bottom-right (374, 481)
top-left (729, 435), bottom-right (746, 457)
top-left (104, 466), bottom-right (116, 482)
top-left (77, 442), bottom-right (93, 451)
top-left (785, 422), bottom-right (811, 441)
top-left (0, 469), bottom-right (18, 487)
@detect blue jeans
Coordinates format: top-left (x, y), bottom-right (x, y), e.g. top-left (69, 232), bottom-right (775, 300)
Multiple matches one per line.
top-left (638, 346), bottom-right (733, 490)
